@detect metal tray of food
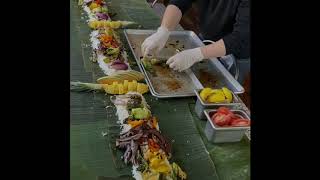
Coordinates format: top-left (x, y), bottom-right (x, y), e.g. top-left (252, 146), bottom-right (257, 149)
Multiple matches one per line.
top-left (124, 29), bottom-right (203, 98)
top-left (124, 29), bottom-right (244, 98)
top-left (204, 109), bottom-right (250, 143)
top-left (194, 89), bottom-right (242, 119)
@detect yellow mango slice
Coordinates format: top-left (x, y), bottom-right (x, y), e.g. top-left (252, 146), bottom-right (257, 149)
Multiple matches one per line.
top-left (207, 93), bottom-right (226, 103)
top-left (128, 82), bottom-right (134, 92)
top-left (222, 87), bottom-right (233, 103)
top-left (118, 84), bottom-right (124, 94)
top-left (137, 83), bottom-right (149, 94)
top-left (131, 80), bottom-right (137, 91)
top-left (123, 80), bottom-right (129, 93)
top-left (112, 82), bottom-right (118, 94)
top-left (199, 88), bottom-right (213, 101)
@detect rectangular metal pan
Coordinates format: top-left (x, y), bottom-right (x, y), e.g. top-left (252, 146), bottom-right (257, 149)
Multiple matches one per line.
top-left (124, 29), bottom-right (244, 98)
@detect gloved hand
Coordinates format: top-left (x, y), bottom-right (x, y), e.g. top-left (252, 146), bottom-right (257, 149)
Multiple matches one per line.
top-left (166, 47), bottom-right (204, 72)
top-left (141, 26), bottom-right (170, 57)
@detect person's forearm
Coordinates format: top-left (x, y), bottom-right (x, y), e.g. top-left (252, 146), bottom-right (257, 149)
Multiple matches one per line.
top-left (200, 39), bottom-right (226, 59)
top-left (161, 5), bottom-right (182, 31)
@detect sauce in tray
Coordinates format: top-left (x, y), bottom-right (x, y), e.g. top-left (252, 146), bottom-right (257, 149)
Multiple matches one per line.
top-left (148, 64), bottom-right (194, 94)
top-left (198, 70), bottom-right (218, 88)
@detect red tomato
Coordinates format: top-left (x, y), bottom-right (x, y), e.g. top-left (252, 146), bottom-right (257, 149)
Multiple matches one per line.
top-left (230, 119), bottom-right (250, 127)
top-left (217, 107), bottom-right (231, 115)
top-left (211, 112), bottom-right (220, 119)
top-left (212, 113), bottom-right (233, 127)
top-left (95, 0), bottom-right (103, 5)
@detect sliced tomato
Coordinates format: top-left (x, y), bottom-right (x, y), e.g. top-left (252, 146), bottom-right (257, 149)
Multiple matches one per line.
top-left (211, 112), bottom-right (224, 122)
top-left (212, 113), bottom-right (233, 127)
top-left (95, 0), bottom-right (103, 5)
top-left (211, 112), bottom-right (219, 119)
top-left (230, 119), bottom-right (250, 127)
top-left (217, 107), bottom-right (231, 115)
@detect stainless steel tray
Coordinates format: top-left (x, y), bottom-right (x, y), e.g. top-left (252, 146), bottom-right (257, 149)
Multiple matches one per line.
top-left (124, 29), bottom-right (204, 98)
top-left (194, 89), bottom-right (242, 119)
top-left (124, 29), bottom-right (244, 98)
top-left (204, 109), bottom-right (250, 143)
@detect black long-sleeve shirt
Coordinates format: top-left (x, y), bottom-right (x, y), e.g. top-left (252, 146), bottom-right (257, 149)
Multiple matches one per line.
top-left (169, 0), bottom-right (250, 59)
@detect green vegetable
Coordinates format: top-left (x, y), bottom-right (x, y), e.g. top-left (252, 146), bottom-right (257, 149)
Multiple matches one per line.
top-left (172, 163), bottom-right (187, 180)
top-left (150, 58), bottom-right (158, 65)
top-left (101, 7), bottom-right (108, 13)
top-left (91, 7), bottom-right (102, 13)
top-left (103, 57), bottom-right (111, 63)
top-left (111, 53), bottom-right (119, 59)
top-left (141, 57), bottom-right (152, 71)
top-left (171, 171), bottom-right (177, 180)
top-left (149, 58), bottom-right (169, 69)
top-left (106, 47), bottom-right (120, 55)
top-left (137, 152), bottom-right (148, 172)
top-left (131, 107), bottom-right (151, 119)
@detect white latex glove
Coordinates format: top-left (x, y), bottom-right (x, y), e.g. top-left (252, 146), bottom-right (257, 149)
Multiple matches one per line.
top-left (141, 26), bottom-right (170, 57)
top-left (166, 47), bottom-right (204, 72)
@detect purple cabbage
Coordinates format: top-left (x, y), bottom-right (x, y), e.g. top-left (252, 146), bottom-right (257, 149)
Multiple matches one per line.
top-left (110, 59), bottom-right (128, 70)
top-left (96, 12), bottom-right (109, 20)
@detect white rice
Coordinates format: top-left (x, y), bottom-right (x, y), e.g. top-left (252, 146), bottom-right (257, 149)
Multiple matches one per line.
top-left (83, 6), bottom-right (96, 22)
top-left (97, 53), bottom-right (116, 75)
top-left (114, 104), bottom-right (132, 133)
top-left (115, 105), bottom-right (129, 124)
top-left (132, 165), bottom-right (143, 180)
top-left (90, 30), bottom-right (100, 50)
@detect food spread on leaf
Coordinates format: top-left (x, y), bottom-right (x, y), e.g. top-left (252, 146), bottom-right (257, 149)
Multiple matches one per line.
top-left (80, 0), bottom-right (135, 75)
top-left (111, 92), bottom-right (187, 180)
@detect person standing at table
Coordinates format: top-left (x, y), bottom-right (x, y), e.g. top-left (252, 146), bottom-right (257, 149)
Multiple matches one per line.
top-left (141, 0), bottom-right (250, 84)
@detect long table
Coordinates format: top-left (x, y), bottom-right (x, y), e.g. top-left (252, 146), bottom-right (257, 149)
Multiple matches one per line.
top-left (70, 0), bottom-right (250, 179)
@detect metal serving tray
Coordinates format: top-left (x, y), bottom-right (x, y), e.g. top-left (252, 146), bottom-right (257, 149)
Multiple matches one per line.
top-left (204, 109), bottom-right (250, 143)
top-left (194, 89), bottom-right (242, 119)
top-left (124, 29), bottom-right (244, 98)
